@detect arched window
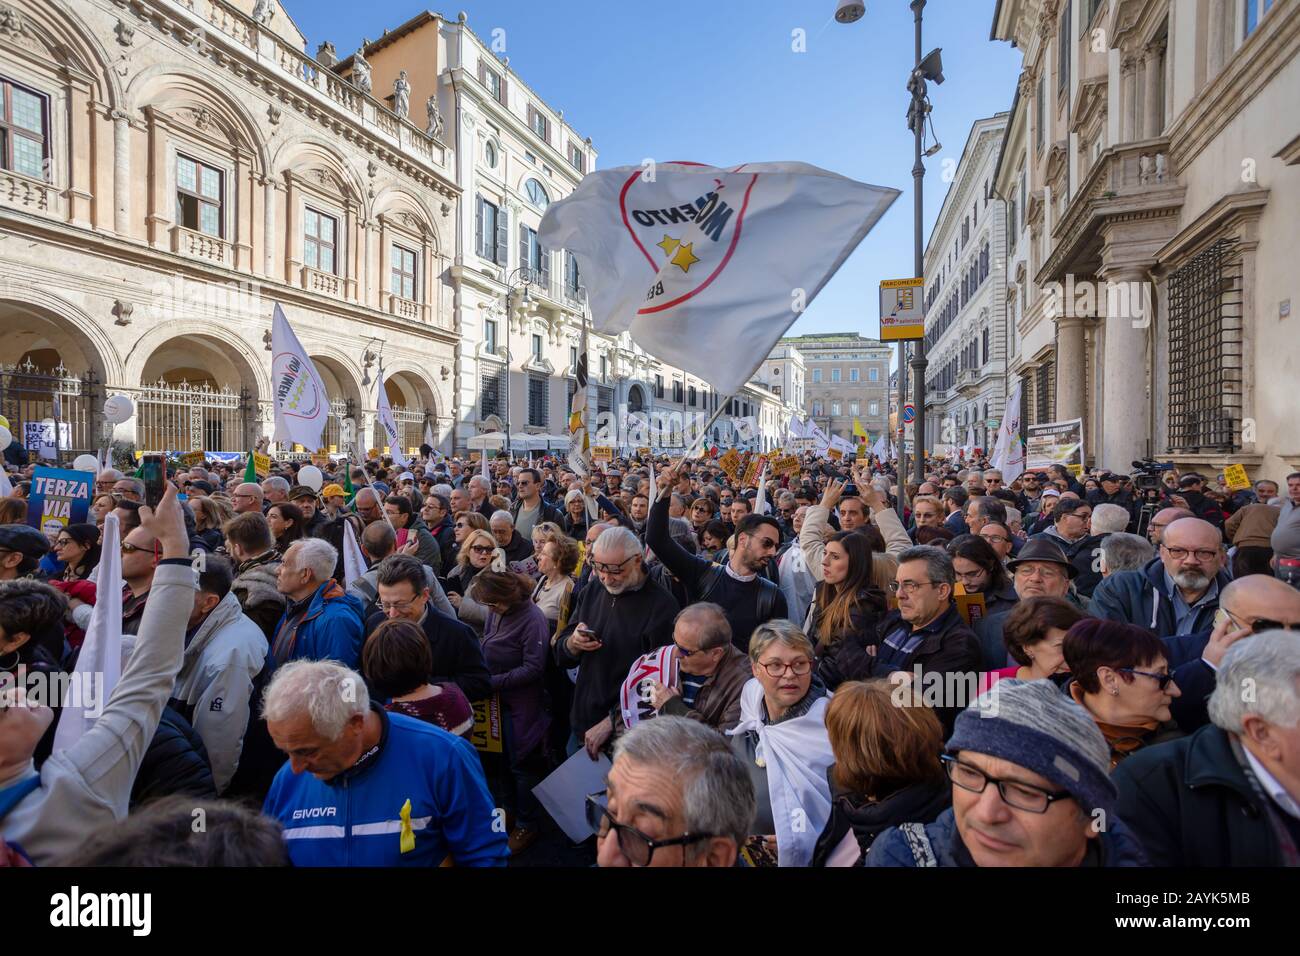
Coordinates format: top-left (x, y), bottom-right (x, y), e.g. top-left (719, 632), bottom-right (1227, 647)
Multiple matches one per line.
top-left (484, 141), bottom-right (498, 168)
top-left (525, 178), bottom-right (549, 210)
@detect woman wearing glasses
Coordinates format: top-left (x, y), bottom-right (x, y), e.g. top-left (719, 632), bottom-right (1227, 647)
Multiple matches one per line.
top-left (726, 620), bottom-right (835, 867)
top-left (444, 528), bottom-right (504, 637)
top-left (449, 511), bottom-right (488, 565)
top-left (1062, 618), bottom-right (1183, 767)
top-left (560, 488), bottom-right (589, 541)
top-left (52, 524), bottom-right (101, 582)
top-left (946, 534), bottom-right (1018, 617)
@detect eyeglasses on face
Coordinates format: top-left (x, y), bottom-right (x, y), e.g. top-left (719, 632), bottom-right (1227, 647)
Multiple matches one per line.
top-left (379, 597), bottom-right (423, 613)
top-left (981, 534), bottom-right (1010, 544)
top-left (889, 579), bottom-right (937, 594)
top-left (1118, 668), bottom-right (1177, 691)
top-left (1013, 565), bottom-right (1065, 580)
top-left (120, 541), bottom-right (156, 556)
top-left (1162, 545), bottom-right (1219, 562)
top-left (757, 657), bottom-right (812, 678)
top-left (941, 755), bottom-right (1072, 814)
top-left (469, 545), bottom-right (496, 555)
top-left (592, 554), bottom-right (637, 575)
top-left (584, 791), bottom-right (713, 866)
top-left (1223, 608), bottom-right (1298, 634)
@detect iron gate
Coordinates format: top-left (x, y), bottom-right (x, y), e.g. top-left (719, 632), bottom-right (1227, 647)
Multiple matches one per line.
top-left (0, 359), bottom-right (99, 463)
top-left (372, 405), bottom-right (430, 456)
top-left (323, 397), bottom-right (356, 454)
top-left (135, 381), bottom-right (250, 453)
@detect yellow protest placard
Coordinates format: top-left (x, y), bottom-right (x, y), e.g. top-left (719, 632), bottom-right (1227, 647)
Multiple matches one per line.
top-left (718, 449), bottom-right (742, 481)
top-left (742, 455), bottom-right (768, 487)
top-left (591, 446), bottom-right (614, 464)
top-left (252, 452), bottom-right (271, 479)
top-left (827, 447), bottom-right (843, 461)
top-left (470, 695), bottom-right (503, 753)
top-left (180, 451), bottom-right (206, 468)
top-left (636, 447), bottom-right (651, 457)
top-left (1223, 464), bottom-right (1250, 492)
top-left (769, 455), bottom-right (800, 478)
top-left (366, 448), bottom-right (380, 461)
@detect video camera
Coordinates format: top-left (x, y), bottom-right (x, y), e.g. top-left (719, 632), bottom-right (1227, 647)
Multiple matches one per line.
top-left (1130, 458), bottom-right (1175, 502)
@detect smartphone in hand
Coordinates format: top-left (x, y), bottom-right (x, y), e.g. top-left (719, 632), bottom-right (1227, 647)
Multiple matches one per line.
top-left (141, 453), bottom-right (166, 508)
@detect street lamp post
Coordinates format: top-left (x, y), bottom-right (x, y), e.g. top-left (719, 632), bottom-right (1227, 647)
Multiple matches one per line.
top-left (502, 266), bottom-right (533, 461)
top-left (840, 0), bottom-right (941, 489)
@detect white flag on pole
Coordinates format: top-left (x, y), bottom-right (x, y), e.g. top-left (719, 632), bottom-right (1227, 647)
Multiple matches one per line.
top-left (539, 162), bottom-right (898, 394)
top-left (962, 425), bottom-right (975, 459)
top-left (0, 468), bottom-right (12, 498)
top-left (754, 464), bottom-right (769, 515)
top-left (871, 433), bottom-right (889, 461)
top-left (342, 518), bottom-right (367, 588)
top-left (829, 434), bottom-right (856, 456)
top-left (53, 513), bottom-right (123, 752)
top-left (375, 369), bottom-right (409, 470)
top-left (991, 380), bottom-right (1026, 483)
top-left (423, 419), bottom-right (435, 451)
top-left (271, 303), bottom-right (330, 451)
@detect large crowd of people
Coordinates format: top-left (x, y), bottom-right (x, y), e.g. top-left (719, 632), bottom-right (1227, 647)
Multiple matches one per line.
top-left (1, 444), bottom-right (1297, 868)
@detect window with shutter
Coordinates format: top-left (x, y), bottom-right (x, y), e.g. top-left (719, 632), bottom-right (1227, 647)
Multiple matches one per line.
top-left (474, 195), bottom-right (485, 257)
top-left (495, 204), bottom-right (508, 266)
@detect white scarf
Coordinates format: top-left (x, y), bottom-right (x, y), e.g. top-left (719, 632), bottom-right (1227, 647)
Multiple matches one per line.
top-left (727, 678), bottom-right (834, 868)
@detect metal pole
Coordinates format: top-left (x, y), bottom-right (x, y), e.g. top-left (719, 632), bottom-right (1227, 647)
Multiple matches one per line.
top-left (504, 286), bottom-right (512, 463)
top-left (910, 0), bottom-right (929, 487)
top-left (895, 342), bottom-right (906, 520)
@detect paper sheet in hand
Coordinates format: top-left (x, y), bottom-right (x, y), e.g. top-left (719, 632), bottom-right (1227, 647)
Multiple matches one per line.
top-left (532, 748), bottom-right (612, 842)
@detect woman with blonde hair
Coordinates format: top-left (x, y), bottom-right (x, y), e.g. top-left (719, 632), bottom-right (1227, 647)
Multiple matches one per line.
top-left (812, 680), bottom-right (949, 866)
top-left (191, 495), bottom-right (233, 552)
top-left (445, 527), bottom-right (505, 636)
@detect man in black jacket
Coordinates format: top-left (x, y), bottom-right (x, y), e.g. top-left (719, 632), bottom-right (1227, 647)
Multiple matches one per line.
top-left (644, 462), bottom-right (787, 652)
top-left (1113, 630), bottom-right (1300, 865)
top-left (364, 555), bottom-right (491, 703)
top-left (1030, 498), bottom-right (1104, 598)
top-left (1086, 472), bottom-right (1137, 532)
top-left (865, 545), bottom-right (981, 734)
top-left (554, 526), bottom-right (679, 760)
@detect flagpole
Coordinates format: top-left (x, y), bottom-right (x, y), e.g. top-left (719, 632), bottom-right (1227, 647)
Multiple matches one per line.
top-left (681, 398), bottom-right (730, 461)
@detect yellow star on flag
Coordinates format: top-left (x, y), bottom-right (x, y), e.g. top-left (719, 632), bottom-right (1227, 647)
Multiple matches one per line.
top-left (657, 234), bottom-right (680, 256)
top-left (671, 241), bottom-right (700, 273)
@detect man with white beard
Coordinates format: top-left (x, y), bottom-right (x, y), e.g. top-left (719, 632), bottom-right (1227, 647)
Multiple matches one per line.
top-left (1091, 517), bottom-right (1231, 638)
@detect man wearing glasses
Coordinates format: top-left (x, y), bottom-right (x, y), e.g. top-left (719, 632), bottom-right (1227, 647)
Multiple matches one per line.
top-left (231, 482), bottom-right (264, 515)
top-left (364, 554), bottom-right (490, 703)
top-left (555, 526), bottom-right (679, 759)
top-left (867, 546), bottom-right (981, 734)
top-left (868, 678), bottom-right (1148, 867)
top-left (591, 716), bottom-right (754, 867)
top-left (1092, 516), bottom-right (1230, 638)
top-left (1158, 574), bottom-right (1300, 733)
top-left (94, 467), bottom-right (123, 497)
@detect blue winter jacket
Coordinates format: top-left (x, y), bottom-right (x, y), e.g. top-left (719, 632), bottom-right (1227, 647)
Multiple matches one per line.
top-left (270, 579), bottom-right (365, 670)
top-left (864, 806), bottom-right (1149, 867)
top-left (262, 705), bottom-right (509, 867)
top-left (1089, 557), bottom-right (1230, 638)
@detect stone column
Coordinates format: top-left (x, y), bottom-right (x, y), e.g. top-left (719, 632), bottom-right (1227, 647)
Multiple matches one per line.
top-left (377, 215), bottom-right (389, 311)
top-left (1097, 265), bottom-right (1152, 466)
top-left (111, 108), bottom-right (131, 236)
top-left (233, 150), bottom-right (253, 271)
top-left (143, 108), bottom-right (168, 247)
top-left (1121, 56), bottom-right (1139, 142)
top-left (1206, 0), bottom-right (1227, 79)
top-left (64, 77), bottom-right (93, 227)
top-left (1055, 315), bottom-right (1087, 423)
top-left (261, 176), bottom-right (276, 278)
top-left (284, 175), bottom-right (300, 285)
top-left (1143, 43), bottom-right (1164, 139)
top-left (353, 205), bottom-right (366, 305)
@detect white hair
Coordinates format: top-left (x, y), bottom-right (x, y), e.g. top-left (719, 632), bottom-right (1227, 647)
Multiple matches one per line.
top-left (613, 717), bottom-right (755, 852)
top-left (1091, 503), bottom-right (1132, 535)
top-left (262, 660), bottom-right (369, 740)
top-left (469, 475), bottom-right (491, 492)
top-left (1209, 631), bottom-right (1300, 733)
top-left (564, 488), bottom-right (585, 506)
top-left (489, 509), bottom-right (514, 527)
top-left (262, 476), bottom-right (290, 494)
top-left (286, 538), bottom-right (339, 583)
top-left (594, 525), bottom-right (642, 561)
top-left (432, 483), bottom-right (453, 498)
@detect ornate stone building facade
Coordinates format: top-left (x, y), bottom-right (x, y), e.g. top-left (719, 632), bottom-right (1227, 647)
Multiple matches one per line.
top-left (922, 113), bottom-right (1011, 457)
top-left (0, 0), bottom-right (460, 457)
top-left (992, 0), bottom-right (1299, 477)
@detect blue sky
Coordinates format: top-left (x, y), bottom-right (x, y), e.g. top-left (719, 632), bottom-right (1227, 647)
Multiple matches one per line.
top-left (288, 0), bottom-right (1022, 345)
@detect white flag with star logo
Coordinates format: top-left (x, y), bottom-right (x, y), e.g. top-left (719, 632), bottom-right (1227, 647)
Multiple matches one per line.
top-left (539, 162), bottom-right (898, 395)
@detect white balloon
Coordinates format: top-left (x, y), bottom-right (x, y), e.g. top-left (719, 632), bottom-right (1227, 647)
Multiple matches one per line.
top-left (73, 454), bottom-right (99, 472)
top-left (103, 394), bottom-right (135, 425)
top-left (298, 465), bottom-right (323, 491)
top-left (0, 426), bottom-right (10, 450)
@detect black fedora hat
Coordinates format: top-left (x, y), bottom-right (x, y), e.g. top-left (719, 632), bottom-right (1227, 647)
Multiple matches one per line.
top-left (1006, 537), bottom-right (1078, 578)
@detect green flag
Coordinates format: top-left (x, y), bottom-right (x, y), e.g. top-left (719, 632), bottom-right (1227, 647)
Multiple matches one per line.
top-left (343, 459), bottom-right (355, 505)
top-left (244, 452), bottom-right (257, 484)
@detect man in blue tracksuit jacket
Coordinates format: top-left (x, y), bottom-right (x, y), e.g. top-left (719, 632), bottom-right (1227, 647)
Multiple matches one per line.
top-left (261, 660), bottom-right (508, 867)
